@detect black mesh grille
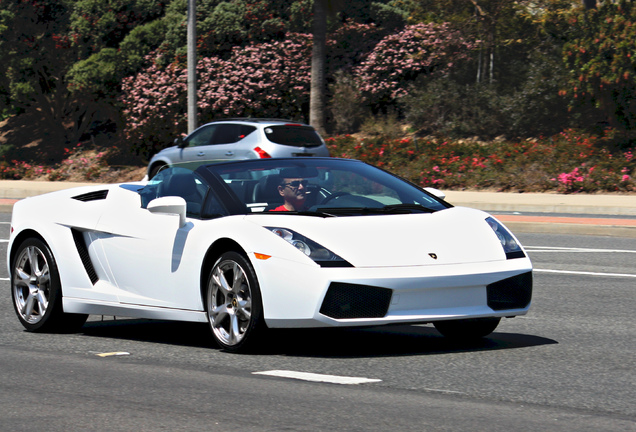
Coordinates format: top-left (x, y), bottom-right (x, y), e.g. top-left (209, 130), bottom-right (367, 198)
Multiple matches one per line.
top-left (487, 271), bottom-right (532, 311)
top-left (72, 190), bottom-right (109, 202)
top-left (71, 229), bottom-right (99, 285)
top-left (320, 283), bottom-right (392, 319)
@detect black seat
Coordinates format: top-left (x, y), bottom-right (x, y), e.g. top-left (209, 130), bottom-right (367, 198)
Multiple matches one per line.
top-left (251, 174), bottom-right (283, 206)
top-left (159, 173), bottom-right (202, 215)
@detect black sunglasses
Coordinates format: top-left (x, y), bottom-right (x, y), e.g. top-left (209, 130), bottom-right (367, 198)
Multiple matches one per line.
top-left (282, 180), bottom-right (309, 188)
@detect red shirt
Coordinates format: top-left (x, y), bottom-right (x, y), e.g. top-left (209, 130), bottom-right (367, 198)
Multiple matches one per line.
top-left (271, 205), bottom-right (289, 211)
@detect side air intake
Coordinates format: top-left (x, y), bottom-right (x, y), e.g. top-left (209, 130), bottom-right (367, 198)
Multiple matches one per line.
top-left (71, 229), bottom-right (99, 285)
top-left (72, 190), bottom-right (109, 202)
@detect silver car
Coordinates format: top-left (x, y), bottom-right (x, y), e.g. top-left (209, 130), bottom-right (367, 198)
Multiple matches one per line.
top-left (146, 118), bottom-right (330, 178)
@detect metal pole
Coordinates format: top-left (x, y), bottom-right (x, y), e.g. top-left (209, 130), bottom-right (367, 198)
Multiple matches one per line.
top-left (187, 0), bottom-right (197, 133)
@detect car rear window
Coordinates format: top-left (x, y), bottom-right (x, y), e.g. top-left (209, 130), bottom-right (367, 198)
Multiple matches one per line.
top-left (264, 125), bottom-right (323, 147)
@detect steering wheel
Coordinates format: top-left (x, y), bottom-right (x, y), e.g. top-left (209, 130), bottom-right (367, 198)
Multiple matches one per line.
top-left (320, 191), bottom-right (351, 205)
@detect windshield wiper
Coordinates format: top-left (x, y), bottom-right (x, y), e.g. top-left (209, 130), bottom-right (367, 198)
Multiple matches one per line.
top-left (380, 204), bottom-right (437, 214)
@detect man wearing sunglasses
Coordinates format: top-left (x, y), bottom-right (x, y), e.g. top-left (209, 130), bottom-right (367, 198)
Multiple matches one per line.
top-left (272, 177), bottom-right (309, 211)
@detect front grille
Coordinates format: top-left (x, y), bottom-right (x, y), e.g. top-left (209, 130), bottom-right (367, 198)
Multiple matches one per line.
top-left (71, 229), bottom-right (99, 285)
top-left (320, 283), bottom-right (392, 319)
top-left (487, 271), bottom-right (532, 310)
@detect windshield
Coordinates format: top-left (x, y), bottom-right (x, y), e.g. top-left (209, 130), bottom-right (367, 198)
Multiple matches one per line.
top-left (201, 158), bottom-right (450, 215)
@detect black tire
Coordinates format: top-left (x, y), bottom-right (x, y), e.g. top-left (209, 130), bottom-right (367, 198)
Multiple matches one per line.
top-left (11, 238), bottom-right (88, 332)
top-left (149, 163), bottom-right (167, 180)
top-left (433, 317), bottom-right (501, 340)
top-left (206, 251), bottom-right (266, 353)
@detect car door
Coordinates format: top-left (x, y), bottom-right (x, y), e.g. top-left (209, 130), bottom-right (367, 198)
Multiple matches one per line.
top-left (177, 124), bottom-right (219, 163)
top-left (204, 123), bottom-right (257, 160)
top-left (93, 169), bottom-right (210, 310)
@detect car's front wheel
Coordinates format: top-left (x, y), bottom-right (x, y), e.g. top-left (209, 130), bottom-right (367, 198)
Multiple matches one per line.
top-left (206, 251), bottom-right (265, 352)
top-left (433, 317), bottom-right (501, 340)
top-left (11, 238), bottom-right (88, 332)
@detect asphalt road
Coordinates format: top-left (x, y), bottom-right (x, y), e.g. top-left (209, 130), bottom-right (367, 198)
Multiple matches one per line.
top-left (0, 212), bottom-right (634, 431)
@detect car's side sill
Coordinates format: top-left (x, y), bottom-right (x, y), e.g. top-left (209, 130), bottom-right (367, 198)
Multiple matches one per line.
top-left (63, 298), bottom-right (208, 323)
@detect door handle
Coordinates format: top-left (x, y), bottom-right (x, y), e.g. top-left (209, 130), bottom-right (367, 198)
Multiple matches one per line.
top-left (225, 151), bottom-right (234, 156)
top-left (197, 152), bottom-right (205, 157)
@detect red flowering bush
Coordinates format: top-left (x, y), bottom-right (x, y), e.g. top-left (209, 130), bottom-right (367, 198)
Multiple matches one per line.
top-left (121, 34), bottom-right (312, 156)
top-left (120, 22), bottom-right (477, 155)
top-left (0, 161), bottom-right (48, 180)
top-left (328, 129), bottom-right (635, 193)
top-left (354, 23), bottom-right (477, 103)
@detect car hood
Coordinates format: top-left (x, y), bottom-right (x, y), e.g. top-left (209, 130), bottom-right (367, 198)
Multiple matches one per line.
top-left (156, 145), bottom-right (177, 155)
top-left (244, 207), bottom-right (511, 267)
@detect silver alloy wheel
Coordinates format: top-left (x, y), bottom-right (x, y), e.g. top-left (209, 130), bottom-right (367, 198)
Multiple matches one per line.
top-left (13, 245), bottom-right (51, 325)
top-left (207, 258), bottom-right (253, 348)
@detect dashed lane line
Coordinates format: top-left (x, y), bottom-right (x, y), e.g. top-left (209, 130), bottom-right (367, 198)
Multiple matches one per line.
top-left (253, 370), bottom-right (381, 385)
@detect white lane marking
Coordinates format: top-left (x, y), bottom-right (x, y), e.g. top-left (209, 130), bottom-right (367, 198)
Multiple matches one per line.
top-left (253, 370), bottom-right (381, 385)
top-left (423, 388), bottom-right (465, 395)
top-left (535, 269), bottom-right (636, 278)
top-left (0, 277), bottom-right (9, 281)
top-left (93, 351), bottom-right (131, 358)
top-left (526, 246), bottom-right (636, 254)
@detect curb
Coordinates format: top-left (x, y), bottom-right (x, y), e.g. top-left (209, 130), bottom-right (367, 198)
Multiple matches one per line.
top-left (493, 214), bottom-right (636, 238)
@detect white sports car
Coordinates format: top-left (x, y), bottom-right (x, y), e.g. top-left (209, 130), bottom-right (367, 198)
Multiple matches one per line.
top-left (8, 158), bottom-right (532, 352)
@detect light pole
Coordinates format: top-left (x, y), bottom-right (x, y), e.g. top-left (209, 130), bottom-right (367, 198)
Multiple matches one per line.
top-left (187, 0), bottom-right (197, 133)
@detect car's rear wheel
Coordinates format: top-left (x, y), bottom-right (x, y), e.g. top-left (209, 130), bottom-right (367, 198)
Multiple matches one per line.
top-left (206, 251), bottom-right (265, 352)
top-left (433, 317), bottom-right (501, 340)
top-left (11, 238), bottom-right (88, 332)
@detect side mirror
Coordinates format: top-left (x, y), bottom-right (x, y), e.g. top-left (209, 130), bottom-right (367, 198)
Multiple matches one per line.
top-left (174, 136), bottom-right (186, 148)
top-left (148, 196), bottom-right (187, 227)
top-left (424, 187), bottom-right (446, 200)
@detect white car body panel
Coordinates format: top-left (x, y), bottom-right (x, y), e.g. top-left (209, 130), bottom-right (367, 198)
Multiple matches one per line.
top-left (8, 177), bottom-right (532, 329)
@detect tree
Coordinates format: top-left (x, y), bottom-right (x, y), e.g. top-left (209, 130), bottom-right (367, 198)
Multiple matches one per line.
top-left (354, 22), bottom-right (477, 104)
top-left (563, 0), bottom-right (636, 130)
top-left (0, 0), bottom-right (77, 151)
top-left (0, 0), bottom-right (167, 155)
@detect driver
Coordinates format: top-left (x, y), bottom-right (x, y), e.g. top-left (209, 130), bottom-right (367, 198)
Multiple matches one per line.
top-left (272, 177), bottom-right (308, 211)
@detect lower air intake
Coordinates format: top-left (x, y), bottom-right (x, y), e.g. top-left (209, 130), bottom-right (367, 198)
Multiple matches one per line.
top-left (487, 271), bottom-right (532, 310)
top-left (320, 283), bottom-right (392, 319)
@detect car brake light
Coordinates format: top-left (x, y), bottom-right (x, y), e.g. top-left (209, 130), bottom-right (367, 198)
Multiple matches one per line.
top-left (284, 123), bottom-right (303, 127)
top-left (254, 147), bottom-right (271, 158)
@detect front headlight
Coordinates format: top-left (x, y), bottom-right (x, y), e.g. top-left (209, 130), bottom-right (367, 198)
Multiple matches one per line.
top-left (266, 227), bottom-right (352, 267)
top-left (485, 217), bottom-right (526, 259)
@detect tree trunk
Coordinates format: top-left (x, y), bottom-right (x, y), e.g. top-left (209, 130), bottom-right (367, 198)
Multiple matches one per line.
top-left (310, 0), bottom-right (327, 135)
top-left (582, 0), bottom-right (597, 9)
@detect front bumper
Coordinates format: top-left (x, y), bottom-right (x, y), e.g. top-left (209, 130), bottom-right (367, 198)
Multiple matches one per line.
top-left (253, 255), bottom-right (533, 328)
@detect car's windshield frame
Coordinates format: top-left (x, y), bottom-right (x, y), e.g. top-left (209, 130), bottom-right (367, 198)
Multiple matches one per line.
top-left (192, 158), bottom-right (451, 217)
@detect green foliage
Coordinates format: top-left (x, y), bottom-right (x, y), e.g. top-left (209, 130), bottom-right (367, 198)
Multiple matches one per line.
top-left (401, 78), bottom-right (507, 138)
top-left (562, 0), bottom-right (636, 130)
top-left (328, 71), bottom-right (368, 134)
